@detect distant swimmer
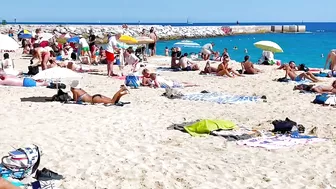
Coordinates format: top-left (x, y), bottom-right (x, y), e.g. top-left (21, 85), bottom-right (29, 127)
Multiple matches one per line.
top-left (244, 48), bottom-right (248, 54)
top-left (321, 54), bottom-right (324, 58)
top-left (233, 46), bottom-right (238, 50)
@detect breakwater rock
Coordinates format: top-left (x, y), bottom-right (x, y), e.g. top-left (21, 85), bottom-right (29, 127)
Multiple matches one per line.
top-left (0, 24), bottom-right (306, 43)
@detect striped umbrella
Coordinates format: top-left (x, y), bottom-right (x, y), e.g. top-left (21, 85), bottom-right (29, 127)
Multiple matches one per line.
top-left (174, 40), bottom-right (201, 48)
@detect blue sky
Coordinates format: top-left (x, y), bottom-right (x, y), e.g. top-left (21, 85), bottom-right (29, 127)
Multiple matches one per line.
top-left (1, 0), bottom-right (335, 22)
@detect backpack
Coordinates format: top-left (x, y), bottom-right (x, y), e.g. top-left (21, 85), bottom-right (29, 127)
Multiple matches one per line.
top-left (313, 93), bottom-right (329, 104)
top-left (27, 66), bottom-right (39, 75)
top-left (0, 145), bottom-right (40, 180)
top-left (52, 89), bottom-right (72, 103)
top-left (272, 117), bottom-right (297, 134)
top-left (125, 75), bottom-right (140, 88)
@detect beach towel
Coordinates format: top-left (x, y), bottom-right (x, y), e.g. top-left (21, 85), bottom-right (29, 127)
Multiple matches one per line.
top-left (156, 67), bottom-right (181, 72)
top-left (180, 92), bottom-right (265, 104)
top-left (184, 119), bottom-right (236, 137)
top-left (313, 94), bottom-right (336, 106)
top-left (211, 129), bottom-right (255, 141)
top-left (236, 135), bottom-right (326, 149)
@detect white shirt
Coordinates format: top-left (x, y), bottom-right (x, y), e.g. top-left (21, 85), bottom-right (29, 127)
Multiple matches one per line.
top-left (125, 54), bottom-right (139, 66)
top-left (106, 36), bottom-right (118, 53)
top-left (262, 51), bottom-right (274, 61)
top-left (79, 37), bottom-right (89, 48)
top-left (202, 43), bottom-right (213, 50)
top-left (179, 56), bottom-right (190, 68)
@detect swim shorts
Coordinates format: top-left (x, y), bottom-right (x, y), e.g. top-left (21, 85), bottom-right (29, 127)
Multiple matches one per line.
top-left (23, 78), bottom-right (37, 87)
top-left (106, 51), bottom-right (115, 62)
top-left (82, 47), bottom-right (89, 52)
top-left (294, 76), bottom-right (302, 82)
top-left (182, 66), bottom-right (192, 71)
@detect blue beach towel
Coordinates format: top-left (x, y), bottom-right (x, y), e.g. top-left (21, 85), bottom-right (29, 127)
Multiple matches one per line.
top-left (180, 92), bottom-right (264, 104)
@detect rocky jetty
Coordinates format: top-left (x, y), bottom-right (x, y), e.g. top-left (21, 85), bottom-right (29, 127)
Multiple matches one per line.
top-left (0, 24), bottom-right (306, 43)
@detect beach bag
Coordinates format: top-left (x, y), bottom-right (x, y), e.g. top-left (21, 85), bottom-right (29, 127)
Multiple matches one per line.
top-left (28, 66), bottom-right (39, 75)
top-left (52, 89), bottom-right (72, 103)
top-left (272, 117), bottom-right (297, 134)
top-left (298, 64), bottom-right (309, 72)
top-left (313, 93), bottom-right (329, 104)
top-left (277, 77), bottom-right (290, 82)
top-left (125, 75), bottom-right (140, 88)
top-left (0, 145), bottom-right (40, 180)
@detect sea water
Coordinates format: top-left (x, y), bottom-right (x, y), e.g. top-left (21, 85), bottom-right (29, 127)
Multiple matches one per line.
top-left (156, 32), bottom-right (336, 68)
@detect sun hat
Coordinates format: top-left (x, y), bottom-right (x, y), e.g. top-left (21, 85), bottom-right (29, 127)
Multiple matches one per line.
top-left (70, 80), bottom-right (81, 89)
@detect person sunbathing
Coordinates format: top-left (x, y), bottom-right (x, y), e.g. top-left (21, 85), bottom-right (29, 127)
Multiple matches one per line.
top-left (66, 62), bottom-right (100, 73)
top-left (149, 73), bottom-right (198, 88)
top-left (179, 53), bottom-right (200, 71)
top-left (294, 80), bottom-right (336, 93)
top-left (217, 55), bottom-right (243, 77)
top-left (70, 80), bottom-right (129, 104)
top-left (200, 61), bottom-right (217, 74)
top-left (241, 55), bottom-right (261, 74)
top-left (284, 64), bottom-right (320, 82)
top-left (277, 61), bottom-right (298, 70)
top-left (0, 73), bottom-right (49, 87)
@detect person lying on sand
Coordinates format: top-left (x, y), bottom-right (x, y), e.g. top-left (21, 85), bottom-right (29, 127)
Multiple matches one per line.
top-left (284, 64), bottom-right (320, 82)
top-left (0, 73), bottom-right (49, 87)
top-left (70, 80), bottom-right (129, 104)
top-left (294, 80), bottom-right (336, 93)
top-left (217, 54), bottom-right (243, 77)
top-left (200, 61), bottom-right (217, 74)
top-left (149, 73), bottom-right (198, 88)
top-left (179, 53), bottom-right (200, 71)
top-left (277, 61), bottom-right (298, 71)
top-left (241, 55), bottom-right (262, 74)
top-left (0, 178), bottom-right (19, 189)
top-left (66, 62), bottom-right (100, 73)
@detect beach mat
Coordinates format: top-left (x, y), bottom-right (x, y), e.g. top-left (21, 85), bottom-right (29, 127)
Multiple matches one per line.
top-left (180, 92), bottom-right (265, 104)
top-left (236, 135), bottom-right (326, 149)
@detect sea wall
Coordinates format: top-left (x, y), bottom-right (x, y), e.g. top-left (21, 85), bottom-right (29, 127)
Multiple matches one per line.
top-left (0, 24), bottom-right (306, 43)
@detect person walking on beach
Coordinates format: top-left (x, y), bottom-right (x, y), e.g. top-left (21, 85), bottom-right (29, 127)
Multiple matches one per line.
top-left (79, 35), bottom-right (91, 58)
top-left (89, 30), bottom-right (96, 59)
top-left (106, 33), bottom-right (121, 77)
top-left (8, 28), bottom-right (14, 38)
top-left (201, 42), bottom-right (215, 60)
top-left (148, 27), bottom-right (157, 56)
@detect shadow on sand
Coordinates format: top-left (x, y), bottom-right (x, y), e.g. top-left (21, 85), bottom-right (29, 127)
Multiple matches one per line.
top-left (20, 96), bottom-right (52, 103)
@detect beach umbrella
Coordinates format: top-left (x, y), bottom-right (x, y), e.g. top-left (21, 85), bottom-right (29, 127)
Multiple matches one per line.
top-left (174, 40), bottom-right (201, 48)
top-left (0, 34), bottom-right (20, 52)
top-left (33, 67), bottom-right (82, 81)
top-left (133, 36), bottom-right (154, 44)
top-left (254, 41), bottom-right (283, 53)
top-left (67, 36), bottom-right (80, 43)
top-left (19, 33), bottom-right (33, 39)
top-left (118, 35), bottom-right (138, 44)
top-left (57, 33), bottom-right (72, 44)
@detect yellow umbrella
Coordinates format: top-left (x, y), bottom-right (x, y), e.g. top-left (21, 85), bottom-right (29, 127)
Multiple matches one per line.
top-left (118, 35), bottom-right (137, 44)
top-left (128, 36), bottom-right (154, 45)
top-left (254, 41), bottom-right (283, 53)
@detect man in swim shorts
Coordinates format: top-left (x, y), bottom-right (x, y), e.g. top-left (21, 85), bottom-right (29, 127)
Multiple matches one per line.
top-left (0, 73), bottom-right (49, 87)
top-left (284, 65), bottom-right (320, 82)
top-left (201, 42), bottom-right (215, 60)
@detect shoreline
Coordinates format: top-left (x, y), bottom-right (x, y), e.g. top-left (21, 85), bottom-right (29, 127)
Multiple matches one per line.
top-left (0, 24), bottom-right (306, 42)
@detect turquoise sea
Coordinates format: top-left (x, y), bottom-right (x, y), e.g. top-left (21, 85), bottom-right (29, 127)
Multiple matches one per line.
top-left (157, 32), bottom-right (336, 68)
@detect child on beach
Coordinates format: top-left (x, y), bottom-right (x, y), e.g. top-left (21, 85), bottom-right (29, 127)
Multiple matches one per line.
top-left (165, 47), bottom-right (169, 56)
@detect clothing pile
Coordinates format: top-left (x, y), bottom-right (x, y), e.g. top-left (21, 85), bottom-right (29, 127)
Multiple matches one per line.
top-left (0, 145), bottom-right (63, 189)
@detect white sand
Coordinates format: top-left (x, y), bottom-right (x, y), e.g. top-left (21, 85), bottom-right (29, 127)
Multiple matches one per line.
top-left (0, 54), bottom-right (335, 189)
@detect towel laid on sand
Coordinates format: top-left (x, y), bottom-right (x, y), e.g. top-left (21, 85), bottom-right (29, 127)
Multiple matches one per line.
top-left (236, 135), bottom-right (326, 149)
top-left (156, 67), bottom-right (181, 72)
top-left (180, 92), bottom-right (265, 104)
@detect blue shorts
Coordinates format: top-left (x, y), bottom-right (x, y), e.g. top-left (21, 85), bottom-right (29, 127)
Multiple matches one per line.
top-left (23, 78), bottom-right (37, 87)
top-left (294, 76), bottom-right (302, 81)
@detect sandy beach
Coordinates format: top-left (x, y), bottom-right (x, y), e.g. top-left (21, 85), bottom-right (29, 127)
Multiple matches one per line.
top-left (0, 54), bottom-right (335, 189)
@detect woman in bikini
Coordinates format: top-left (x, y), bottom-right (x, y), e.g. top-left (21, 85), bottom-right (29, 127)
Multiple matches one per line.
top-left (294, 80), bottom-right (336, 93)
top-left (216, 55), bottom-right (243, 77)
top-left (70, 80), bottom-right (129, 104)
top-left (31, 44), bottom-right (51, 70)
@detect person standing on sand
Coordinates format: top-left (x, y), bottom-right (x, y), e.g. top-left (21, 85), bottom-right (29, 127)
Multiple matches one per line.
top-left (8, 28), bottom-right (14, 38)
top-left (148, 27), bottom-right (157, 56)
top-left (325, 50), bottom-right (336, 73)
top-left (79, 35), bottom-right (91, 58)
top-left (106, 33), bottom-right (121, 77)
top-left (201, 42), bottom-right (215, 60)
top-left (89, 30), bottom-right (96, 58)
